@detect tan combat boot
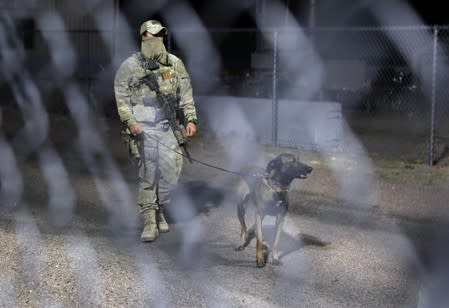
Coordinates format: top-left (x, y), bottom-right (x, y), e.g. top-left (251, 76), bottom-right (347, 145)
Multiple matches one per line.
top-left (140, 209), bottom-right (159, 242)
top-left (157, 207), bottom-right (170, 233)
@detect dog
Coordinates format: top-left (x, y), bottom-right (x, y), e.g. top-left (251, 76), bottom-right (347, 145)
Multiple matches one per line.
top-left (234, 153), bottom-right (313, 267)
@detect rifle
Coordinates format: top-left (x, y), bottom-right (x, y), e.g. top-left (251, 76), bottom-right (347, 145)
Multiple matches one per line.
top-left (141, 71), bottom-right (193, 163)
top-left (121, 126), bottom-right (144, 167)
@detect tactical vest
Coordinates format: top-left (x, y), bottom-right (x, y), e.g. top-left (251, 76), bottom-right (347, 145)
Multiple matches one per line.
top-left (127, 52), bottom-right (178, 124)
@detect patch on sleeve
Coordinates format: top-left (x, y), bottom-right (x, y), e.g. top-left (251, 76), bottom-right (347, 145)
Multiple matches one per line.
top-left (162, 70), bottom-right (171, 80)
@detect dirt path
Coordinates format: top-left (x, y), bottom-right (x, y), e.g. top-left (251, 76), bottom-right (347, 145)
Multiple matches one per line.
top-left (0, 113), bottom-right (448, 307)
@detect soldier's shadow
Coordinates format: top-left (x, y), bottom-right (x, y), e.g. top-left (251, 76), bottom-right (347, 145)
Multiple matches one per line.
top-left (166, 180), bottom-right (228, 223)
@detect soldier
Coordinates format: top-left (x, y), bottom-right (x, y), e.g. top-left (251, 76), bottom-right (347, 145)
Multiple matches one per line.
top-left (114, 20), bottom-right (198, 242)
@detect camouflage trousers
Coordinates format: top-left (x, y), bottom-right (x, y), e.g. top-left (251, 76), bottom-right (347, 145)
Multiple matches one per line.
top-left (137, 121), bottom-right (183, 212)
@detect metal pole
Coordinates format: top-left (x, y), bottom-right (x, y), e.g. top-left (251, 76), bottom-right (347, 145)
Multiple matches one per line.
top-left (166, 31), bottom-right (172, 53)
top-left (308, 0), bottom-right (316, 62)
top-left (272, 30), bottom-right (278, 146)
top-left (87, 32), bottom-right (92, 111)
top-left (113, 0), bottom-right (118, 62)
top-left (284, 0), bottom-right (291, 27)
top-left (309, 0), bottom-right (316, 29)
top-left (429, 26), bottom-right (438, 166)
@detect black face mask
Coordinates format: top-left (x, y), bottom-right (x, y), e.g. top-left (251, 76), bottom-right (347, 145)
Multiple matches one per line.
top-left (141, 36), bottom-right (166, 60)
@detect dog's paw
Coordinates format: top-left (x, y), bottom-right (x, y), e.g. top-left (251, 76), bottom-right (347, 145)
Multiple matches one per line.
top-left (269, 257), bottom-right (283, 266)
top-left (256, 250), bottom-right (267, 268)
top-left (256, 258), bottom-right (266, 268)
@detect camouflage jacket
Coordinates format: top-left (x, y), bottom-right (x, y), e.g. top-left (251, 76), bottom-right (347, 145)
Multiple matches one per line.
top-left (114, 52), bottom-right (197, 126)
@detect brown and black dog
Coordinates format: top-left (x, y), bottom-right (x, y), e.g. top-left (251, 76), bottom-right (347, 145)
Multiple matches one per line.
top-left (234, 153), bottom-right (313, 267)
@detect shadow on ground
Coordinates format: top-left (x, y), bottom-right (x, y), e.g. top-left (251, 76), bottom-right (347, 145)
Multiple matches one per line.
top-left (166, 180), bottom-right (230, 223)
top-left (259, 227), bottom-right (331, 260)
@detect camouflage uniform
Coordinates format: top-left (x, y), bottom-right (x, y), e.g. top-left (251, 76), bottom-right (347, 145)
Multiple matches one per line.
top-left (114, 21), bottom-right (197, 238)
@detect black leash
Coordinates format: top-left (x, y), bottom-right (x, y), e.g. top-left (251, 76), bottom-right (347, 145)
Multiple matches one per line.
top-left (144, 134), bottom-right (244, 176)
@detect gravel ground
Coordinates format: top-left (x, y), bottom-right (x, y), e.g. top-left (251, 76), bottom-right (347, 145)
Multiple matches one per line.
top-left (1, 114), bottom-right (449, 307)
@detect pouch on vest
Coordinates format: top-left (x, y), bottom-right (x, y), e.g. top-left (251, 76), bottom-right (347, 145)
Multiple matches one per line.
top-left (132, 104), bottom-right (156, 123)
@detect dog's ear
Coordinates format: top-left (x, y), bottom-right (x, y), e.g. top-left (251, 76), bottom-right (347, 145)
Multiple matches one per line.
top-left (280, 153), bottom-right (296, 163)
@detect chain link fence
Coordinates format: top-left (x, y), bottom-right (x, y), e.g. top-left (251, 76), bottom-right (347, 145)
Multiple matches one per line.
top-left (186, 26), bottom-right (449, 165)
top-left (4, 25), bottom-right (449, 165)
top-left (308, 26), bottom-right (449, 165)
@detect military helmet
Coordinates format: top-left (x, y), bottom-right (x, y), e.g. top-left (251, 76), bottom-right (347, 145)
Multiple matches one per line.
top-left (139, 20), bottom-right (168, 36)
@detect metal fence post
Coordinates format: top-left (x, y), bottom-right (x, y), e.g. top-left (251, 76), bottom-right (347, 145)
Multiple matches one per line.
top-left (272, 30), bottom-right (278, 147)
top-left (166, 31), bottom-right (172, 53)
top-left (87, 32), bottom-right (91, 111)
top-left (113, 0), bottom-right (118, 62)
top-left (429, 26), bottom-right (438, 166)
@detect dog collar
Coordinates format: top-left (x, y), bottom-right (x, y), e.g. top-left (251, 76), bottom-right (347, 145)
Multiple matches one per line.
top-left (262, 177), bottom-right (289, 193)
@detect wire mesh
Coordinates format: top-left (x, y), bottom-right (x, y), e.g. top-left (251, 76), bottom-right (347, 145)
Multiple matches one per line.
top-left (3, 25), bottom-right (449, 163)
